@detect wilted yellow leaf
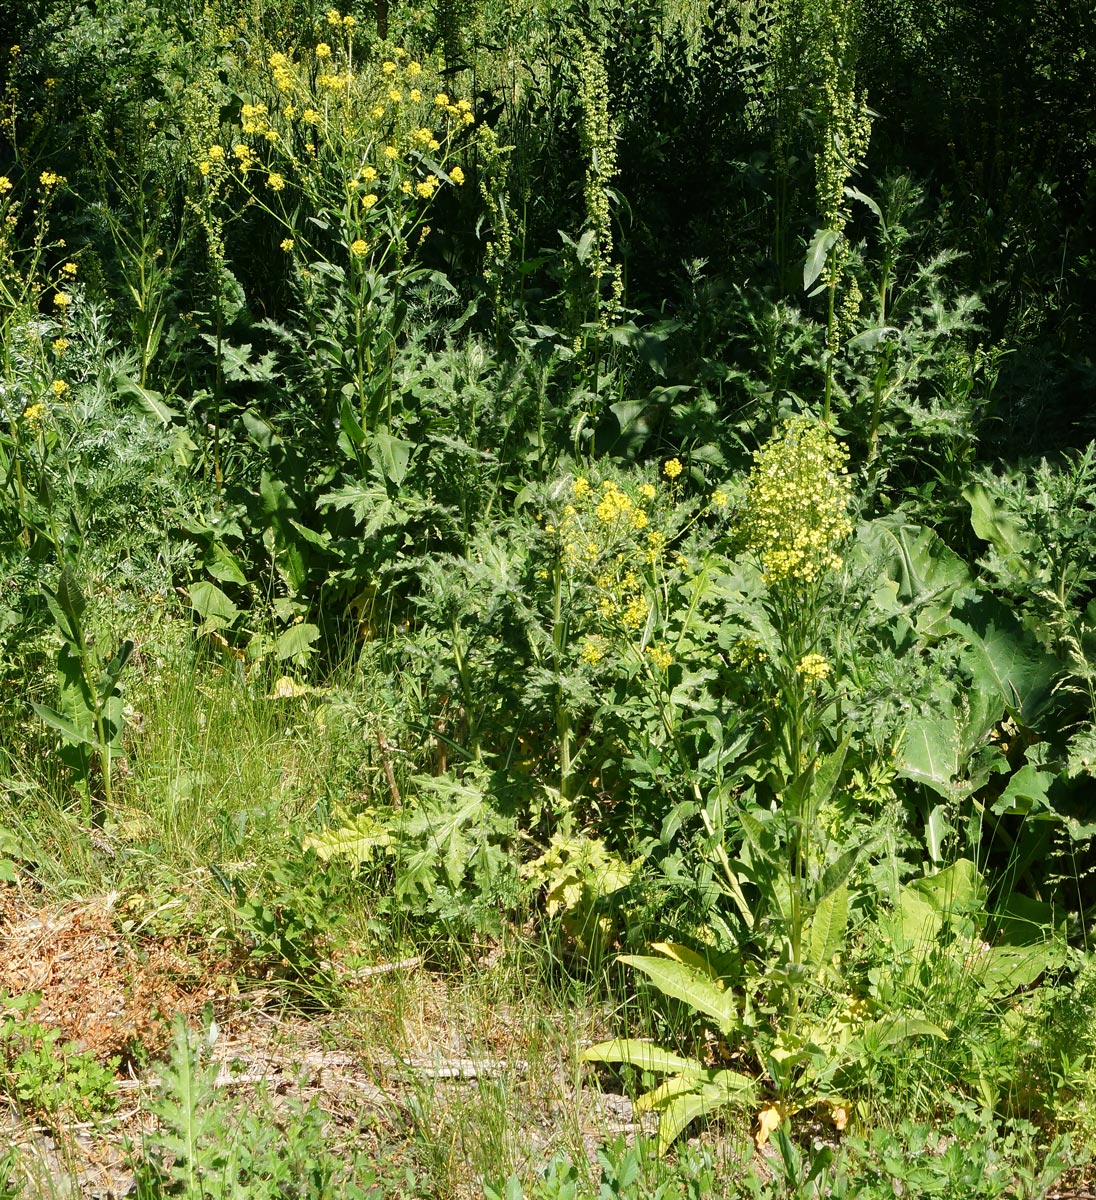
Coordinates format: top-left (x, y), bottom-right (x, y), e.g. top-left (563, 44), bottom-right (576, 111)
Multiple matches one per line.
top-left (754, 1102), bottom-right (786, 1147)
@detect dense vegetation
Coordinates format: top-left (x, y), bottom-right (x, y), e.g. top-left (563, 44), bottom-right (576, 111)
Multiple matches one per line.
top-left (2, 0), bottom-right (1096, 1194)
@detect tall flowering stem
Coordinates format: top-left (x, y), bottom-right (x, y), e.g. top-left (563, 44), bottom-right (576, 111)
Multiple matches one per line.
top-left (740, 416), bottom-right (852, 969)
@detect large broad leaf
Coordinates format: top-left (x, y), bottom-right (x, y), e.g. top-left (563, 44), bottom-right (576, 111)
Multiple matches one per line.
top-left (964, 482), bottom-right (1038, 572)
top-left (114, 374), bottom-right (182, 426)
top-left (896, 715), bottom-right (962, 797)
top-left (274, 623), bottom-right (320, 665)
top-left (950, 594), bottom-right (1058, 729)
top-left (910, 858), bottom-right (986, 916)
top-left (188, 581), bottom-right (239, 632)
top-left (853, 517), bottom-right (973, 636)
top-left (976, 942), bottom-right (1065, 999)
top-left (620, 951), bottom-right (739, 1036)
top-left (580, 1040), bottom-right (698, 1075)
top-left (656, 1071), bottom-right (754, 1155)
top-left (991, 764), bottom-right (1056, 818)
top-left (368, 430), bottom-right (414, 487)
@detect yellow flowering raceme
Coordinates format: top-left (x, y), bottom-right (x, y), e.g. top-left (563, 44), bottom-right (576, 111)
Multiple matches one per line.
top-left (739, 416), bottom-right (852, 586)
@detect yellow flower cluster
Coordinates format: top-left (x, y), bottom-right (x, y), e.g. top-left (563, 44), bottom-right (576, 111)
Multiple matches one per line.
top-left (646, 644), bottom-right (673, 672)
top-left (796, 652), bottom-right (831, 684)
top-left (39, 171), bottom-right (65, 188)
top-left (49, 379), bottom-right (68, 397)
top-left (0, 176), bottom-right (12, 193)
top-left (740, 416), bottom-right (852, 585)
top-left (22, 402), bottom-right (46, 428)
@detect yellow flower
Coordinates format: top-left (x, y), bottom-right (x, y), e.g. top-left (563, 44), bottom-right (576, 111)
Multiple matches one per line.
top-left (280, 238), bottom-right (294, 251)
top-left (415, 178), bottom-right (438, 198)
top-left (61, 261), bottom-right (78, 278)
top-left (315, 42), bottom-right (332, 58)
top-left (267, 172), bottom-right (286, 191)
top-left (50, 379), bottom-right (68, 397)
top-left (360, 166), bottom-right (377, 181)
top-left (712, 489), bottom-right (728, 507)
top-left (580, 636), bottom-right (605, 667)
top-left (449, 165), bottom-right (465, 185)
top-left (208, 144), bottom-right (225, 162)
top-left (409, 87), bottom-right (421, 102)
top-left (457, 98), bottom-right (472, 112)
top-left (303, 108), bottom-right (320, 124)
top-left (371, 103), bottom-right (386, 119)
top-left (350, 238), bottom-right (369, 257)
top-left (663, 458), bottom-right (683, 480)
top-left (342, 14), bottom-right (356, 28)
top-left (646, 644), bottom-right (672, 672)
top-left (0, 176), bottom-right (13, 193)
top-left (361, 192), bottom-right (378, 209)
top-left (326, 7), bottom-right (342, 25)
top-left (22, 402), bottom-right (46, 428)
top-left (283, 104), bottom-right (297, 119)
top-left (400, 180), bottom-right (412, 194)
top-left (740, 416), bottom-right (852, 586)
top-left (462, 111), bottom-right (475, 125)
top-left (52, 337), bottom-right (69, 353)
top-left (434, 92), bottom-right (449, 107)
top-left (407, 61), bottom-right (422, 76)
top-left (384, 145), bottom-right (399, 159)
top-left (198, 159), bottom-right (211, 176)
top-left (39, 171), bottom-right (65, 187)
top-left (572, 477), bottom-right (590, 499)
top-left (382, 60), bottom-right (398, 74)
top-left (53, 292), bottom-right (71, 309)
top-left (796, 653), bottom-right (831, 684)
top-left (388, 89), bottom-right (402, 104)
top-left (639, 482), bottom-right (656, 501)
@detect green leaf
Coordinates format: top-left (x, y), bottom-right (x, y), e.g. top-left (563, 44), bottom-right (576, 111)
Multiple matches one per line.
top-left (964, 482), bottom-right (1038, 569)
top-left (656, 1072), bottom-right (752, 1156)
top-left (580, 1040), bottom-right (698, 1075)
top-left (99, 639), bottom-right (134, 702)
top-left (991, 764), bottom-right (1056, 818)
top-left (55, 566), bottom-right (87, 630)
top-left (202, 541), bottom-right (248, 587)
top-left (853, 517), bottom-right (973, 636)
top-left (31, 703), bottom-right (96, 747)
top-left (115, 374), bottom-right (181, 425)
top-left (620, 953), bottom-right (739, 1036)
top-left (188, 581), bottom-right (239, 631)
top-left (897, 716), bottom-right (961, 797)
top-left (807, 882), bottom-right (848, 972)
top-left (910, 858), bottom-right (986, 916)
top-left (856, 1015), bottom-right (945, 1054)
top-left (950, 595), bottom-right (1058, 728)
top-left (274, 623), bottom-right (320, 664)
top-left (803, 227), bottom-right (840, 292)
top-left (368, 430), bottom-right (414, 487)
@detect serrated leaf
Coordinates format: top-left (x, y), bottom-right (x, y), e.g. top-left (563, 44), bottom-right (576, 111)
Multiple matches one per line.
top-left (808, 882), bottom-right (848, 972)
top-left (620, 954), bottom-right (739, 1036)
top-left (804, 227), bottom-right (840, 291)
top-left (581, 1040), bottom-right (698, 1075)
